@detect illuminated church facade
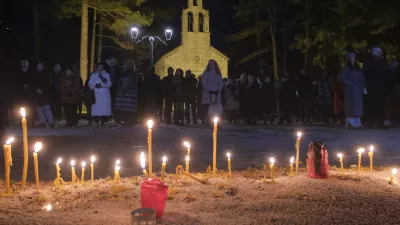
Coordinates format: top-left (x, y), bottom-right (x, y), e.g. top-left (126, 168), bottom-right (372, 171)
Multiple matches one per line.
top-left (155, 0), bottom-right (229, 77)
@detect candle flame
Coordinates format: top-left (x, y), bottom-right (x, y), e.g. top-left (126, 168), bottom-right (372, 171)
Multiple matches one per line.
top-left (337, 153), bottom-right (343, 158)
top-left (369, 145), bottom-right (374, 152)
top-left (147, 120), bottom-right (154, 129)
top-left (90, 155), bottom-right (96, 163)
top-left (140, 152), bottom-right (146, 169)
top-left (213, 117), bottom-right (219, 123)
top-left (34, 142), bottom-right (42, 153)
top-left (183, 141), bottom-right (191, 148)
top-left (358, 148), bottom-right (365, 154)
top-left (392, 168), bottom-right (397, 175)
top-left (116, 159), bottom-right (120, 165)
top-left (5, 137), bottom-right (14, 145)
top-left (186, 155), bottom-right (190, 162)
top-left (44, 204), bottom-right (52, 211)
top-left (71, 160), bottom-right (75, 167)
top-left (115, 165), bottom-right (121, 171)
top-left (81, 161), bottom-right (86, 168)
top-left (56, 158), bottom-right (62, 165)
top-left (162, 156), bottom-right (167, 163)
top-left (227, 152), bottom-right (231, 158)
top-left (297, 132), bottom-right (302, 138)
top-left (270, 158), bottom-right (275, 164)
top-left (20, 108), bottom-right (26, 118)
top-left (290, 156), bottom-right (294, 164)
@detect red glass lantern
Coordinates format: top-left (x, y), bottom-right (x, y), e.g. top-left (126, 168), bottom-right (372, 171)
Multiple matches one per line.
top-left (307, 142), bottom-right (329, 179)
top-left (140, 178), bottom-right (168, 219)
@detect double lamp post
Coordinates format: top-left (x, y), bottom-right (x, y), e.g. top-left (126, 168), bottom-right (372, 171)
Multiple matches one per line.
top-left (130, 27), bottom-right (173, 66)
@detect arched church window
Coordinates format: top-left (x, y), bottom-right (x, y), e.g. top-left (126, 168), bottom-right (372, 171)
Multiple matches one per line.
top-left (193, 0), bottom-right (198, 6)
top-left (199, 13), bottom-right (204, 32)
top-left (188, 12), bottom-right (194, 32)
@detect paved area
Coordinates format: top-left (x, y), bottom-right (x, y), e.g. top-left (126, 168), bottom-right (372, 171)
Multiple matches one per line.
top-left (3, 123), bottom-right (400, 182)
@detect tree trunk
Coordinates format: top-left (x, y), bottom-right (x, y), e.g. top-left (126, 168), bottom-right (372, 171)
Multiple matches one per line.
top-left (80, 0), bottom-right (89, 82)
top-left (90, 9), bottom-right (97, 73)
top-left (304, 0), bottom-right (309, 69)
top-left (97, 16), bottom-right (103, 64)
top-left (33, 6), bottom-right (40, 61)
top-left (283, 27), bottom-right (287, 74)
top-left (268, 8), bottom-right (278, 80)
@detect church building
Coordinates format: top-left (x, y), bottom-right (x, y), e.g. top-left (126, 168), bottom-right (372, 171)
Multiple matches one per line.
top-left (155, 0), bottom-right (229, 77)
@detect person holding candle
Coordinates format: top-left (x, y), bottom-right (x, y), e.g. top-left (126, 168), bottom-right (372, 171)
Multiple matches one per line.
top-left (340, 52), bottom-right (365, 129)
top-left (88, 63), bottom-right (112, 127)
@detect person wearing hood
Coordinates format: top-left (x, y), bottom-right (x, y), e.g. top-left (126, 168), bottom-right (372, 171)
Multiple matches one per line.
top-left (363, 47), bottom-right (389, 128)
top-left (340, 52), bottom-right (365, 129)
top-left (113, 60), bottom-right (138, 126)
top-left (161, 67), bottom-right (175, 124)
top-left (237, 74), bottom-right (248, 123)
top-left (33, 61), bottom-right (54, 127)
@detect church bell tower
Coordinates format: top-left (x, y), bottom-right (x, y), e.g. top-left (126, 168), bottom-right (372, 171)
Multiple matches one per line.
top-left (181, 0), bottom-right (210, 46)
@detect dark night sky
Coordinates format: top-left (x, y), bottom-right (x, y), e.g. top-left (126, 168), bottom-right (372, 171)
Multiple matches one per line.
top-left (1, 0), bottom-right (236, 74)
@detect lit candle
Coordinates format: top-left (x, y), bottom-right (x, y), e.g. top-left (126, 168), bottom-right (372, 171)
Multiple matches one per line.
top-left (337, 153), bottom-right (344, 174)
top-left (161, 156), bottom-right (167, 181)
top-left (227, 152), bottom-right (232, 179)
top-left (3, 137), bottom-right (14, 194)
top-left (114, 159), bottom-right (120, 182)
top-left (81, 161), bottom-right (86, 183)
top-left (183, 142), bottom-right (191, 173)
top-left (147, 120), bottom-right (153, 177)
top-left (141, 152), bottom-right (149, 177)
top-left (368, 145), bottom-right (374, 172)
top-left (289, 156), bottom-right (294, 176)
top-left (213, 117), bottom-right (219, 177)
top-left (389, 168), bottom-right (397, 185)
top-left (33, 142), bottom-right (42, 192)
top-left (55, 158), bottom-right (62, 179)
top-left (21, 108), bottom-right (29, 188)
top-left (44, 204), bottom-right (52, 212)
top-left (71, 160), bottom-right (76, 184)
top-left (90, 156), bottom-right (95, 183)
top-left (295, 132), bottom-right (302, 175)
top-left (357, 148), bottom-right (365, 175)
top-left (270, 158), bottom-right (275, 183)
top-left (185, 155), bottom-right (190, 173)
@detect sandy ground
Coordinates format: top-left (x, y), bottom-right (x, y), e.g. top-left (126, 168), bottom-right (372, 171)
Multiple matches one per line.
top-left (1, 168), bottom-right (400, 225)
top-left (1, 123), bottom-right (400, 224)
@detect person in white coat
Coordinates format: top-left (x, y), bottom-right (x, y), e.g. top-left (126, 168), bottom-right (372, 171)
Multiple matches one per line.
top-left (201, 59), bottom-right (224, 123)
top-left (89, 63), bottom-right (112, 126)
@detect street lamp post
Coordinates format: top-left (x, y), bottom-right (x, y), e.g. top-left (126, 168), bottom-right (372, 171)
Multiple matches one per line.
top-left (130, 27), bottom-right (173, 66)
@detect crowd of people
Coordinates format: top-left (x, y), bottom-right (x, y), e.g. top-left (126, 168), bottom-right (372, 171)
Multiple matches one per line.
top-left (0, 47), bottom-right (399, 131)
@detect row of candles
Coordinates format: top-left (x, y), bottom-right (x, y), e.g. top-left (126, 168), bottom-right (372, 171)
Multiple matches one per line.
top-left (1, 110), bottom-right (398, 195)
